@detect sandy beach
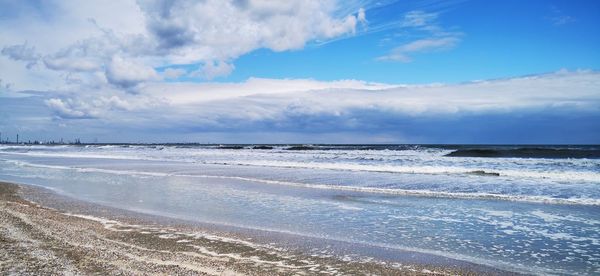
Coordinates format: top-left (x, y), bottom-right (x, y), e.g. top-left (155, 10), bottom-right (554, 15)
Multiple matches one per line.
top-left (0, 181), bottom-right (499, 275)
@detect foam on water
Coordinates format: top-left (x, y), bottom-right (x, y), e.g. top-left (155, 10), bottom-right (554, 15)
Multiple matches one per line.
top-left (1, 144), bottom-right (600, 275)
top-left (4, 158), bottom-right (600, 206)
top-left (58, 210), bottom-right (566, 275)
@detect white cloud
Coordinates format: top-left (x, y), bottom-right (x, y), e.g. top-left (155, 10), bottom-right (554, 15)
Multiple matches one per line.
top-left (552, 15), bottom-right (575, 26)
top-left (549, 6), bottom-right (576, 26)
top-left (189, 61), bottom-right (235, 80)
top-left (43, 57), bottom-right (101, 72)
top-left (161, 70), bottom-right (600, 117)
top-left (162, 68), bottom-right (186, 79)
top-left (377, 10), bottom-right (462, 62)
top-left (105, 56), bottom-right (159, 88)
top-left (143, 77), bottom-right (398, 105)
top-left (377, 36), bottom-right (460, 62)
top-left (44, 91), bottom-right (165, 119)
top-left (37, 70), bottom-right (600, 125)
top-left (357, 8), bottom-right (367, 24)
top-left (139, 0), bottom-right (364, 62)
top-left (1, 0), bottom-right (366, 89)
top-left (3, 70), bottom-right (598, 142)
top-left (401, 10), bottom-right (437, 28)
top-left (45, 98), bottom-right (95, 118)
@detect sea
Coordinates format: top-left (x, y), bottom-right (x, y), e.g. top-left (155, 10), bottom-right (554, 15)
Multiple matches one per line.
top-left (0, 144), bottom-right (599, 275)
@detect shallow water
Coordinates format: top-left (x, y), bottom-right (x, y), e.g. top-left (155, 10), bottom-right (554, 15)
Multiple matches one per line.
top-left (1, 144), bottom-right (599, 275)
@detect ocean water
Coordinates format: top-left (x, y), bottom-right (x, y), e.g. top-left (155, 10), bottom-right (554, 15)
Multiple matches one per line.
top-left (0, 144), bottom-right (599, 275)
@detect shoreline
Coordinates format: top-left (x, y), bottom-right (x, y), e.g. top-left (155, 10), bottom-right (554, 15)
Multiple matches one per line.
top-left (1, 181), bottom-right (513, 275)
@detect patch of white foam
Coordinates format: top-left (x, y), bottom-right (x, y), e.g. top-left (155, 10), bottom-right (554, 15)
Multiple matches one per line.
top-left (3, 146), bottom-right (599, 184)
top-left (530, 210), bottom-right (563, 222)
top-left (478, 209), bottom-right (514, 218)
top-left (530, 210), bottom-right (600, 226)
top-left (203, 160), bottom-right (600, 183)
top-left (334, 204), bottom-right (364, 211)
top-left (14, 199), bottom-right (576, 276)
top-left (63, 213), bottom-right (124, 229)
top-left (508, 224), bottom-right (600, 244)
top-left (0, 151), bottom-right (155, 161)
top-left (5, 159), bottom-right (600, 206)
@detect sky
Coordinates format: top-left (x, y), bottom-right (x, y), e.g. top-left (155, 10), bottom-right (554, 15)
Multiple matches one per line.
top-left (0, 0), bottom-right (599, 144)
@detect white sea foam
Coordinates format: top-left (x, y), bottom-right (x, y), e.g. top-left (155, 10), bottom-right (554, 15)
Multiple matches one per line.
top-left (0, 150), bottom-right (157, 161)
top-left (530, 210), bottom-right (600, 225)
top-left (200, 160), bottom-right (600, 183)
top-left (4, 158), bottom-right (600, 206)
top-left (63, 211), bottom-right (547, 275)
top-left (3, 145), bottom-right (599, 184)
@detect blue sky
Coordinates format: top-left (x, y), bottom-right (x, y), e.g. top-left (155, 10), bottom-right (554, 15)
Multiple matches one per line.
top-left (0, 0), bottom-right (599, 143)
top-left (222, 0), bottom-right (600, 84)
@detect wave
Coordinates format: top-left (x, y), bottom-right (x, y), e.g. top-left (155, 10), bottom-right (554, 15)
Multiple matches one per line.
top-left (2, 149), bottom-right (599, 182)
top-left (218, 145), bottom-right (246, 149)
top-left (286, 145), bottom-right (317, 150)
top-left (0, 151), bottom-right (160, 161)
top-left (4, 159), bottom-right (600, 206)
top-left (446, 148), bottom-right (600, 159)
top-left (225, 177), bottom-right (600, 206)
top-left (252, 146), bottom-right (274, 150)
top-left (202, 160), bottom-right (600, 183)
top-left (282, 145), bottom-right (432, 151)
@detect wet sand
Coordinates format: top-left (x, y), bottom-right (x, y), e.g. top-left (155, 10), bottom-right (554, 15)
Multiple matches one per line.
top-left (0, 181), bottom-right (509, 275)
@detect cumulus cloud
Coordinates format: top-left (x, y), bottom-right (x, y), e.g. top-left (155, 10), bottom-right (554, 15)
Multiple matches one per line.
top-left (1, 0), bottom-right (366, 88)
top-left (190, 61), bottom-right (236, 80)
top-left (138, 0), bottom-right (365, 61)
top-left (45, 92), bottom-right (164, 119)
top-left (105, 56), bottom-right (159, 88)
top-left (45, 98), bottom-right (96, 119)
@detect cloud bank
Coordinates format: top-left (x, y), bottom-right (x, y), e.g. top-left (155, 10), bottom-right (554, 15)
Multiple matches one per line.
top-left (0, 0), bottom-right (366, 92)
top-left (1, 70), bottom-right (598, 143)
